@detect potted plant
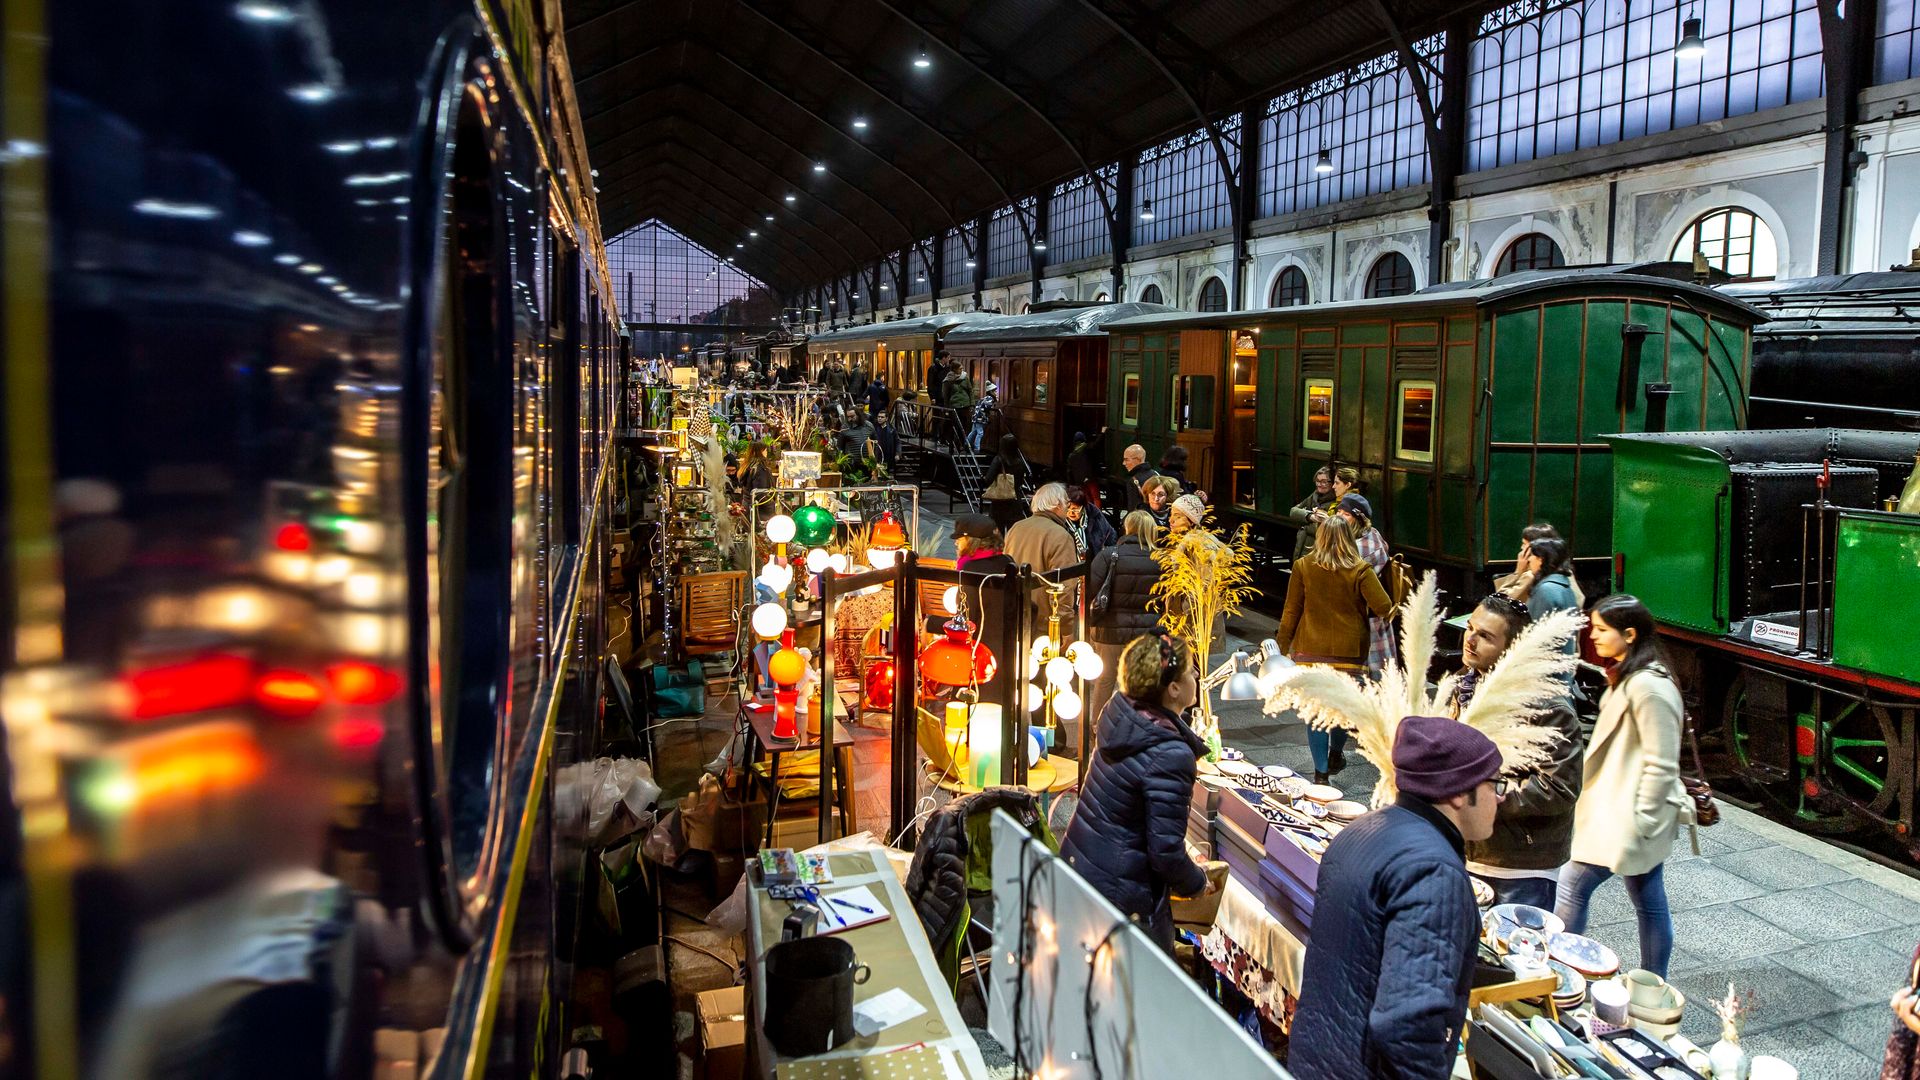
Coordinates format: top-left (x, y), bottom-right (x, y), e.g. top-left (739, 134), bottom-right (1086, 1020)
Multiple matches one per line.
top-left (1709, 981), bottom-right (1758, 1079)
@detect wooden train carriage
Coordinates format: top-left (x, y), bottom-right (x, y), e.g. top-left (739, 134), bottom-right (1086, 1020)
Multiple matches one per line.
top-left (768, 333), bottom-right (809, 377)
top-left (803, 312), bottom-right (997, 392)
top-left (942, 302), bottom-right (1175, 472)
top-left (1104, 270), bottom-right (1763, 572)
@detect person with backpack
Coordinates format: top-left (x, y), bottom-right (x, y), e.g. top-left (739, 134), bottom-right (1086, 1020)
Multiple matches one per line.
top-left (1337, 493), bottom-right (1396, 676)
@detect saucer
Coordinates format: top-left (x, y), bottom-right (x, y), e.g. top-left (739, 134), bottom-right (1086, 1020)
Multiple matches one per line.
top-left (1548, 932), bottom-right (1620, 978)
top-left (1217, 759), bottom-right (1259, 778)
top-left (1324, 799), bottom-right (1368, 819)
top-left (1261, 764), bottom-right (1296, 779)
top-left (1301, 783), bottom-right (1343, 803)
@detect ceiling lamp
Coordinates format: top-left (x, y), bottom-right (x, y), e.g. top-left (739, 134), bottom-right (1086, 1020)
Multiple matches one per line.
top-left (813, 162), bottom-right (827, 173)
top-left (1315, 148), bottom-right (1334, 174)
top-left (964, 258), bottom-right (977, 268)
top-left (1033, 235), bottom-right (1047, 252)
top-left (765, 214), bottom-right (775, 221)
top-left (1139, 199), bottom-right (1154, 222)
top-left (852, 117), bottom-right (869, 129)
top-left (784, 193), bottom-right (796, 203)
top-left (1674, 15), bottom-right (1706, 59)
top-left (914, 45), bottom-right (932, 69)
top-left (920, 617), bottom-right (995, 689)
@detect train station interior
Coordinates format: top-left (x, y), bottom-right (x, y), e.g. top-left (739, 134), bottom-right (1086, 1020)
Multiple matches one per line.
top-left (5, 1), bottom-right (1920, 1078)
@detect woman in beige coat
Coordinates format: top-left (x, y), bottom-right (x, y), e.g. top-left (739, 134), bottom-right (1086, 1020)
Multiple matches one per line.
top-left (1554, 594), bottom-right (1688, 977)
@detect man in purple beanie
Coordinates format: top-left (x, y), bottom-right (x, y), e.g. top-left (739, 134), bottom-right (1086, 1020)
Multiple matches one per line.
top-left (1288, 716), bottom-right (1506, 1080)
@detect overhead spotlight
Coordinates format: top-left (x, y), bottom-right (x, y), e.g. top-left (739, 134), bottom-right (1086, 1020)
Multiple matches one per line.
top-left (964, 258), bottom-right (976, 268)
top-left (287, 82), bottom-right (336, 104)
top-left (736, 243), bottom-right (744, 249)
top-left (1139, 199), bottom-right (1154, 222)
top-left (917, 274), bottom-right (925, 282)
top-left (1033, 235), bottom-right (1047, 252)
top-left (233, 0), bottom-right (296, 23)
top-left (765, 214), bottom-right (775, 221)
top-left (813, 162), bottom-right (826, 173)
top-left (1674, 15), bottom-right (1706, 58)
top-left (784, 193), bottom-right (796, 203)
top-left (1314, 148), bottom-right (1334, 174)
top-left (880, 283), bottom-right (890, 291)
top-left (914, 45), bottom-right (932, 69)
top-left (852, 117), bottom-right (869, 130)
top-left (749, 230), bottom-right (758, 237)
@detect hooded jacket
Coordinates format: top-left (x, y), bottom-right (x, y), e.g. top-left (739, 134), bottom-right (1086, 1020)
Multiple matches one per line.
top-left (905, 786), bottom-right (1047, 961)
top-left (1085, 536), bottom-right (1162, 644)
top-left (1059, 693), bottom-right (1207, 946)
top-left (1288, 795), bottom-right (1479, 1080)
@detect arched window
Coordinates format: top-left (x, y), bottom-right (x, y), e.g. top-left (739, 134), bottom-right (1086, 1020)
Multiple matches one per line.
top-left (1495, 233), bottom-right (1566, 276)
top-left (1670, 207), bottom-right (1778, 281)
top-left (1196, 277), bottom-right (1228, 312)
top-left (1093, 291), bottom-right (1109, 302)
top-left (1269, 266), bottom-right (1310, 307)
top-left (1020, 301), bottom-right (1032, 314)
top-left (1365, 252), bottom-right (1415, 298)
top-left (1139, 283), bottom-right (1164, 305)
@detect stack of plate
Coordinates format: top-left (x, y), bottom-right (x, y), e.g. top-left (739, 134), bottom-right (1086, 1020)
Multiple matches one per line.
top-left (1216, 759), bottom-right (1260, 780)
top-left (1546, 959), bottom-right (1588, 1012)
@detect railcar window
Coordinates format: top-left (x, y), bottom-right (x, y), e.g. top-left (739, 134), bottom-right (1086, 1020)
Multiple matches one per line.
top-left (1270, 267), bottom-right (1310, 307)
top-left (428, 86), bottom-right (512, 905)
top-left (1670, 207), bottom-right (1777, 281)
top-left (1303, 379), bottom-right (1334, 449)
top-left (1365, 253), bottom-right (1416, 298)
top-left (1172, 375), bottom-right (1214, 431)
top-left (1495, 234), bottom-right (1566, 276)
top-left (1033, 360), bottom-right (1051, 405)
top-left (1123, 373), bottom-right (1142, 424)
top-left (1396, 381), bottom-right (1436, 462)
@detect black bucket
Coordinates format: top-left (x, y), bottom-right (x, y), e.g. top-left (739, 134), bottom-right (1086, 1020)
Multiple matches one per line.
top-left (761, 936), bottom-right (871, 1056)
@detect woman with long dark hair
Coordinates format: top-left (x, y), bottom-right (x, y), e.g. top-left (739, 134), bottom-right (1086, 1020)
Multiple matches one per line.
top-left (1555, 594), bottom-right (1687, 977)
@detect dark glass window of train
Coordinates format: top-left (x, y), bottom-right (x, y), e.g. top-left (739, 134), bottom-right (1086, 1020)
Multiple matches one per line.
top-left (1270, 267), bottom-right (1309, 307)
top-left (1139, 283), bottom-right (1164, 305)
top-left (1172, 375), bottom-right (1214, 431)
top-left (1365, 253), bottom-right (1415, 298)
top-left (1396, 381), bottom-right (1436, 463)
top-left (1495, 234), bottom-right (1565, 277)
top-left (1196, 277), bottom-right (1228, 312)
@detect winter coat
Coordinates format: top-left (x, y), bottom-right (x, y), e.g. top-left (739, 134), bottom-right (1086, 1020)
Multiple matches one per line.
top-left (1277, 556), bottom-right (1393, 665)
top-left (1059, 694), bottom-right (1208, 947)
top-left (1287, 489), bottom-right (1337, 560)
top-left (866, 381), bottom-right (890, 416)
top-left (1289, 795), bottom-right (1479, 1080)
top-left (946, 379), bottom-right (975, 412)
top-left (1569, 665), bottom-right (1688, 875)
top-left (1124, 462), bottom-right (1158, 511)
top-left (822, 365), bottom-right (849, 395)
top-left (1456, 690), bottom-right (1584, 872)
top-left (906, 786), bottom-right (1047, 963)
top-left (1068, 507), bottom-right (1117, 558)
top-left (849, 368), bottom-right (869, 401)
top-left (1526, 572), bottom-right (1581, 657)
top-left (1004, 511), bottom-right (1082, 627)
top-left (1085, 536), bottom-right (1163, 644)
top-left (837, 420), bottom-right (875, 458)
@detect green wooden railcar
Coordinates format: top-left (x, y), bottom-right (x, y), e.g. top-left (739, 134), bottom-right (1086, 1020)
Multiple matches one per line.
top-left (1608, 429), bottom-right (1920, 850)
top-left (1103, 270), bottom-right (1763, 576)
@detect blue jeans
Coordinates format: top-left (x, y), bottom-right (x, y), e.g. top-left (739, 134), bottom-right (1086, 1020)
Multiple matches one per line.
top-left (1554, 860), bottom-right (1673, 977)
top-left (1307, 727), bottom-right (1347, 773)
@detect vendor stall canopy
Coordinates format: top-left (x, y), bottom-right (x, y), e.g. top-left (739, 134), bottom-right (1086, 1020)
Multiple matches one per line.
top-left (567, 0), bottom-right (1470, 291)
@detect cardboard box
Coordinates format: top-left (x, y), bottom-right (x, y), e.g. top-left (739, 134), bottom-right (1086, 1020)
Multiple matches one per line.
top-left (696, 986), bottom-right (747, 1080)
top-left (766, 808), bottom-right (845, 850)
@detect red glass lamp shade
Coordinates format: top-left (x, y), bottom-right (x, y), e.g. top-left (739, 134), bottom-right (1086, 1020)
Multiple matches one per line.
top-left (869, 514), bottom-right (906, 550)
top-left (919, 622), bottom-right (995, 689)
top-left (865, 659), bottom-right (896, 710)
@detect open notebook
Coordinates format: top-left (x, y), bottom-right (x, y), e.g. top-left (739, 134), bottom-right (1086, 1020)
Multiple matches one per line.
top-left (812, 884), bottom-right (891, 935)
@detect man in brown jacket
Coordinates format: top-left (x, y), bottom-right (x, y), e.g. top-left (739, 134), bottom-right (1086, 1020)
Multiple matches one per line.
top-left (1004, 482), bottom-right (1083, 632)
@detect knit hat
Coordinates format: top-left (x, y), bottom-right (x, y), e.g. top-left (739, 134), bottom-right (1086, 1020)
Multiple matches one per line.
top-left (1170, 494), bottom-right (1208, 525)
top-left (1337, 493), bottom-right (1373, 519)
top-left (1392, 715), bottom-right (1501, 800)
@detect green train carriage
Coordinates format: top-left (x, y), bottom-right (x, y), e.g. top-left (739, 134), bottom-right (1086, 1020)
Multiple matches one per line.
top-left (1103, 270), bottom-right (1763, 582)
top-left (1608, 429), bottom-right (1920, 852)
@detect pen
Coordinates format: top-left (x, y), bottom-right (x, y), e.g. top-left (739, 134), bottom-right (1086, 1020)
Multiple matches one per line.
top-left (825, 894), bottom-right (876, 915)
top-left (810, 889), bottom-right (842, 927)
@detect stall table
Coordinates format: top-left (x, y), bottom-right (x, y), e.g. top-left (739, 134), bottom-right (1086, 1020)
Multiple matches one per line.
top-left (741, 693), bottom-right (858, 845)
top-left (746, 851), bottom-right (989, 1079)
top-left (1193, 875), bottom-right (1310, 1032)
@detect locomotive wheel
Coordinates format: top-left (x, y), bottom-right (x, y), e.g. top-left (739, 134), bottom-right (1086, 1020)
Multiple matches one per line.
top-left (1721, 671), bottom-right (1866, 834)
top-left (1819, 695), bottom-right (1906, 827)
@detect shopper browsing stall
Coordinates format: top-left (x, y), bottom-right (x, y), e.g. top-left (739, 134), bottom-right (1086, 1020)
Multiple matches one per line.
top-left (1288, 715), bottom-right (1504, 1080)
top-left (1059, 632), bottom-right (1218, 951)
top-left (1446, 594), bottom-right (1584, 909)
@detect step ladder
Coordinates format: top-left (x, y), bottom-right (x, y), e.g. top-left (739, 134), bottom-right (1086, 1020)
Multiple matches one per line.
top-left (951, 451), bottom-right (991, 512)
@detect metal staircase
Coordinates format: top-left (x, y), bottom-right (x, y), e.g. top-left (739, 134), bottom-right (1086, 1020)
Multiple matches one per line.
top-left (951, 451), bottom-right (991, 511)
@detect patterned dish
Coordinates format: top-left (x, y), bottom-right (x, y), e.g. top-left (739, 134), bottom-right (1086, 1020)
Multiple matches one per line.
top-left (1324, 799), bottom-right (1368, 819)
top-left (1470, 877), bottom-right (1495, 907)
top-left (1260, 764), bottom-right (1296, 779)
top-left (1218, 747), bottom-right (1246, 761)
top-left (1548, 932), bottom-right (1621, 978)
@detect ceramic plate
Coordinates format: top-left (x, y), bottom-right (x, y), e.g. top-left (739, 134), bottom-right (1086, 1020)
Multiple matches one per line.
top-left (1487, 903), bottom-right (1565, 940)
top-left (1548, 932), bottom-right (1620, 978)
top-left (1301, 783), bottom-right (1343, 803)
top-left (1274, 776), bottom-right (1311, 799)
top-left (1546, 959), bottom-right (1588, 1001)
top-left (1324, 799), bottom-right (1368, 819)
top-left (1261, 764), bottom-right (1296, 779)
top-left (1216, 759), bottom-right (1259, 778)
top-left (1471, 878), bottom-right (1495, 907)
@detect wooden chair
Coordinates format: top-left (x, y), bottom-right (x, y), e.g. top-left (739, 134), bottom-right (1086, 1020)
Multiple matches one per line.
top-left (916, 557), bottom-right (956, 625)
top-left (677, 570), bottom-right (746, 661)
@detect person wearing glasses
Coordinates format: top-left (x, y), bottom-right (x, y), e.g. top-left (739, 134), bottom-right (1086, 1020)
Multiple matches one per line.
top-left (1448, 594), bottom-right (1584, 910)
top-left (1289, 715), bottom-right (1506, 1080)
top-left (1555, 594), bottom-right (1687, 978)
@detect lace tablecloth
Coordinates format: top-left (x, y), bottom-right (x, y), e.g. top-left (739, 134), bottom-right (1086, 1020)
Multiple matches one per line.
top-left (1197, 875), bottom-right (1309, 1031)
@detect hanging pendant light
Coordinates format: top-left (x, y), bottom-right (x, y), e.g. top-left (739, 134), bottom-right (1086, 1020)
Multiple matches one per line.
top-left (1315, 148), bottom-right (1334, 174)
top-left (1674, 15), bottom-right (1706, 59)
top-left (1139, 198), bottom-right (1154, 222)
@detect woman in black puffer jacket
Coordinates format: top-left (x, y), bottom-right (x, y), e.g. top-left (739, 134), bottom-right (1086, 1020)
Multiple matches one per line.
top-left (1084, 511), bottom-right (1163, 724)
top-left (1061, 632), bottom-right (1215, 950)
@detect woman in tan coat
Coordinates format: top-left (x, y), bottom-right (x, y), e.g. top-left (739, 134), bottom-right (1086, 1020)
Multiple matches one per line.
top-left (1277, 517), bottom-right (1394, 783)
top-left (1554, 594), bottom-right (1687, 977)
